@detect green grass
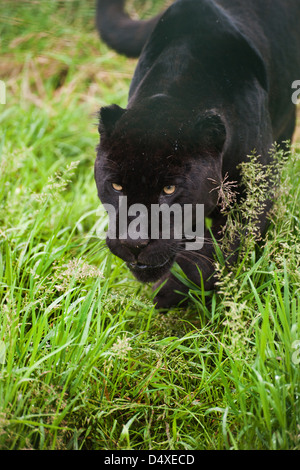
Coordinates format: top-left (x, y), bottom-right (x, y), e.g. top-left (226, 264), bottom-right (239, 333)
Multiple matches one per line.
top-left (0, 0), bottom-right (299, 450)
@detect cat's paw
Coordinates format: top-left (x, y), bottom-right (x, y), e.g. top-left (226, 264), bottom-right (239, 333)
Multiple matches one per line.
top-left (153, 275), bottom-right (188, 310)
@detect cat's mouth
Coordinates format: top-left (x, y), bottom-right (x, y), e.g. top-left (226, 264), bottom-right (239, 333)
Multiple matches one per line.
top-left (128, 258), bottom-right (170, 270)
top-left (127, 257), bottom-right (174, 282)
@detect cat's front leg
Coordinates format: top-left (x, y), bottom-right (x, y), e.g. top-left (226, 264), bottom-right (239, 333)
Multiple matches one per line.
top-left (153, 212), bottom-right (227, 309)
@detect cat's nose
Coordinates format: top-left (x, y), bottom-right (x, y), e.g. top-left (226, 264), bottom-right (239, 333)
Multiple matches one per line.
top-left (120, 239), bottom-right (149, 259)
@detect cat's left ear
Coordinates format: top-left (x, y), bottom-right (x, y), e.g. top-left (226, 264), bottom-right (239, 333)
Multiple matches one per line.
top-left (196, 111), bottom-right (227, 155)
top-left (98, 104), bottom-right (126, 136)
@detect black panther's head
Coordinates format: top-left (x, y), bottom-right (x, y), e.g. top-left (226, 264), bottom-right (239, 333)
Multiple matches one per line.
top-left (95, 95), bottom-right (226, 282)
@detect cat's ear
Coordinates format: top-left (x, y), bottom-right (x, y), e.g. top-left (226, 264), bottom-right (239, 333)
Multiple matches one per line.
top-left (195, 111), bottom-right (227, 155)
top-left (98, 104), bottom-right (126, 136)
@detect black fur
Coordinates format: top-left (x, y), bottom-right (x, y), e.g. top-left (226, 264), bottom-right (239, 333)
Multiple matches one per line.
top-left (95, 0), bottom-right (300, 308)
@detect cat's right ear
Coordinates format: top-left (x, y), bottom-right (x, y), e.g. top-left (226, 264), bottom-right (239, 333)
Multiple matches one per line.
top-left (98, 104), bottom-right (126, 136)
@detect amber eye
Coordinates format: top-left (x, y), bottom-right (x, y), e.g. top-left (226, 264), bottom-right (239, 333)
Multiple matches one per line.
top-left (163, 185), bottom-right (176, 195)
top-left (112, 183), bottom-right (123, 192)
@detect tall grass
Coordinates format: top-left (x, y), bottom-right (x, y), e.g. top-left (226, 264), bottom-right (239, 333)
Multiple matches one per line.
top-left (0, 0), bottom-right (299, 450)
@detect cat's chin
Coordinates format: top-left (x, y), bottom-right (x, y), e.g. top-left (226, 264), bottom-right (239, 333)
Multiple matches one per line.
top-left (128, 257), bottom-right (174, 283)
